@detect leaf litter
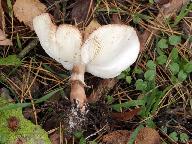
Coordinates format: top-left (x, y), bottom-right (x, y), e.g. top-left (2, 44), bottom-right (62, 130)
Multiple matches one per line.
top-left (1, 0), bottom-right (192, 143)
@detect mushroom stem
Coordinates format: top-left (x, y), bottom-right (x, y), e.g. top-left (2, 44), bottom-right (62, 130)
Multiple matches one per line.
top-left (70, 64), bottom-right (87, 112)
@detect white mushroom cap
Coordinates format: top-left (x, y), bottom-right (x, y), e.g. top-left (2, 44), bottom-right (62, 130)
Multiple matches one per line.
top-left (81, 24), bottom-right (140, 78)
top-left (33, 13), bottom-right (82, 70)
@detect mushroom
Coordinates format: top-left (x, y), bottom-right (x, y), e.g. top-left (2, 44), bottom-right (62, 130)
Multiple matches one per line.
top-left (33, 13), bottom-right (140, 112)
top-left (81, 24), bottom-right (140, 78)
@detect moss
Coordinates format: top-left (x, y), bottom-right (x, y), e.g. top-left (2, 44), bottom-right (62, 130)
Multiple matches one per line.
top-left (0, 96), bottom-right (51, 144)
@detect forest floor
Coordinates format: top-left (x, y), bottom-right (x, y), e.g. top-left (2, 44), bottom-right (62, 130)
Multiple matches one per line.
top-left (0, 0), bottom-right (192, 144)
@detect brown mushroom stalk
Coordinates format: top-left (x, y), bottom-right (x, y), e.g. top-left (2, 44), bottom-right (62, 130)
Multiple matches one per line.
top-left (70, 64), bottom-right (87, 112)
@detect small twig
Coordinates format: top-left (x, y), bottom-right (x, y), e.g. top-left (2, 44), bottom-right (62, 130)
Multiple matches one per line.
top-left (18, 39), bottom-right (39, 59)
top-left (85, 124), bottom-right (108, 140)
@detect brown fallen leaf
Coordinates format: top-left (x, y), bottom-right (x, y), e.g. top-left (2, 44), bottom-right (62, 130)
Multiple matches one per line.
top-left (102, 127), bottom-right (160, 144)
top-left (111, 108), bottom-right (140, 121)
top-left (0, 29), bottom-right (12, 45)
top-left (13, 0), bottom-right (46, 30)
top-left (135, 127), bottom-right (160, 144)
top-left (49, 132), bottom-right (60, 144)
top-left (111, 14), bottom-right (122, 24)
top-left (71, 0), bottom-right (95, 27)
top-left (83, 19), bottom-right (101, 41)
top-left (102, 130), bottom-right (131, 144)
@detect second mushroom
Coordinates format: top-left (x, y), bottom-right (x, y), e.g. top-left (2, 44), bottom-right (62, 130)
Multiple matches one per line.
top-left (33, 13), bottom-right (140, 112)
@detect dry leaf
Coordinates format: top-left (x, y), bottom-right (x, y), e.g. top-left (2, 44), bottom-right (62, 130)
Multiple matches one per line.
top-left (111, 108), bottom-right (140, 121)
top-left (102, 128), bottom-right (160, 144)
top-left (13, 0), bottom-right (46, 30)
top-left (83, 19), bottom-right (101, 41)
top-left (0, 29), bottom-right (12, 45)
top-left (135, 127), bottom-right (160, 144)
top-left (49, 132), bottom-right (60, 144)
top-left (112, 14), bottom-right (122, 24)
top-left (71, 0), bottom-right (95, 27)
top-left (102, 130), bottom-right (131, 144)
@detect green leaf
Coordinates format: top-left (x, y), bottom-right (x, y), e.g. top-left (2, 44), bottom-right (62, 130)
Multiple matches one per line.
top-left (169, 35), bottom-right (181, 46)
top-left (144, 70), bottom-right (156, 81)
top-left (132, 13), bottom-right (141, 24)
top-left (35, 88), bottom-right (63, 104)
top-left (0, 55), bottom-right (22, 66)
top-left (79, 137), bottom-right (86, 144)
top-left (112, 100), bottom-right (145, 112)
top-left (149, 0), bottom-right (154, 4)
top-left (169, 63), bottom-right (180, 75)
top-left (134, 67), bottom-right (143, 74)
top-left (183, 62), bottom-right (192, 73)
top-left (170, 75), bottom-right (178, 84)
top-left (16, 33), bottom-right (22, 50)
top-left (106, 95), bottom-right (113, 104)
top-left (6, 0), bottom-right (13, 17)
top-left (0, 133), bottom-right (7, 143)
top-left (74, 131), bottom-right (83, 139)
top-left (157, 54), bottom-right (167, 65)
top-left (180, 133), bottom-right (189, 143)
top-left (169, 132), bottom-right (178, 142)
top-left (170, 48), bottom-right (179, 62)
top-left (173, 3), bottom-right (192, 26)
top-left (126, 76), bottom-right (132, 84)
top-left (146, 60), bottom-right (156, 69)
top-left (128, 125), bottom-right (144, 144)
top-left (178, 70), bottom-right (187, 82)
top-left (135, 79), bottom-right (147, 91)
top-left (0, 88), bottom-right (62, 111)
top-left (160, 126), bottom-right (168, 134)
top-left (157, 38), bottom-right (168, 49)
top-left (0, 102), bottom-right (31, 111)
top-left (125, 67), bottom-right (131, 73)
top-left (137, 13), bottom-right (153, 21)
top-left (117, 72), bottom-right (126, 79)
top-left (145, 119), bottom-right (156, 128)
